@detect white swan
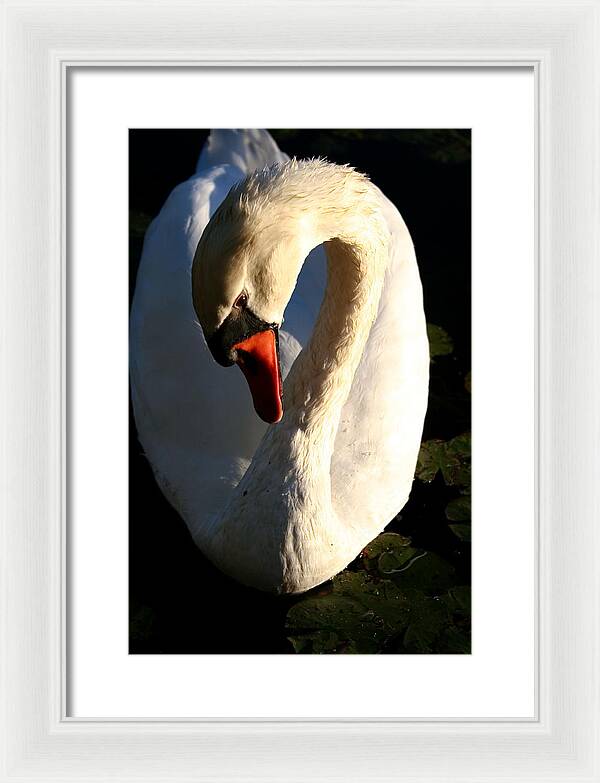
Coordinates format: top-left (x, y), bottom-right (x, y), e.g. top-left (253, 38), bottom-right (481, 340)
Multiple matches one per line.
top-left (130, 129), bottom-right (429, 594)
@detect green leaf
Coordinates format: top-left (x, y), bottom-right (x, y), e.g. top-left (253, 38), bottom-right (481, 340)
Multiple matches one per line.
top-left (435, 625), bottom-right (471, 654)
top-left (442, 586), bottom-right (471, 616)
top-left (415, 439), bottom-right (447, 483)
top-left (433, 588), bottom-right (472, 652)
top-left (446, 432), bottom-right (471, 457)
top-left (362, 532), bottom-right (413, 559)
top-left (402, 595), bottom-right (449, 653)
top-left (390, 552), bottom-right (457, 593)
top-left (286, 549), bottom-right (470, 654)
top-left (286, 575), bottom-right (413, 654)
top-left (129, 210), bottom-right (152, 238)
top-left (445, 495), bottom-right (471, 522)
top-left (416, 433), bottom-right (471, 489)
top-left (360, 532), bottom-right (419, 576)
top-left (286, 568), bottom-right (460, 654)
top-left (285, 593), bottom-right (382, 654)
top-left (427, 323), bottom-right (454, 358)
top-left (441, 433), bottom-right (471, 487)
top-left (288, 630), bottom-right (339, 654)
top-left (129, 605), bottom-right (157, 643)
top-left (332, 571), bottom-right (413, 630)
top-left (449, 524), bottom-right (471, 542)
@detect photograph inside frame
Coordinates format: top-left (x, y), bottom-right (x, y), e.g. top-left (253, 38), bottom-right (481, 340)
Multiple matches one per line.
top-left (129, 128), bottom-right (471, 655)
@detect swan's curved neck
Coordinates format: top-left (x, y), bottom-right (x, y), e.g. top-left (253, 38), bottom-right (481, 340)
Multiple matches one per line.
top-left (249, 163), bottom-right (391, 459)
top-left (284, 227), bottom-right (388, 456)
top-left (247, 161), bottom-right (391, 452)
top-left (211, 163), bottom-right (391, 591)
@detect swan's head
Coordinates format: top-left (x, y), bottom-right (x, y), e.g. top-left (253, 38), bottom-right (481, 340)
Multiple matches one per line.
top-left (192, 173), bottom-right (310, 424)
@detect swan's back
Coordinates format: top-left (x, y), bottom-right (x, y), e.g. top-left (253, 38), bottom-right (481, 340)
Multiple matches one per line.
top-left (196, 129), bottom-right (287, 176)
top-left (331, 189), bottom-right (429, 541)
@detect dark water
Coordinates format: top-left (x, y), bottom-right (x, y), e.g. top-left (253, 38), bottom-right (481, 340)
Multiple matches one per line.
top-left (129, 129), bottom-right (471, 654)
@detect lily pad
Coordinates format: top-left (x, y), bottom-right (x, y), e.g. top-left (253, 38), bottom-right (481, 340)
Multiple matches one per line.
top-left (389, 551), bottom-right (457, 593)
top-left (332, 571), bottom-right (414, 630)
top-left (286, 593), bottom-right (384, 654)
top-left (435, 625), bottom-right (471, 654)
top-left (401, 593), bottom-right (449, 653)
top-left (362, 532), bottom-right (412, 559)
top-left (427, 324), bottom-right (454, 358)
top-left (445, 495), bottom-right (471, 522)
top-left (441, 433), bottom-right (471, 487)
top-left (361, 532), bottom-right (420, 576)
top-left (416, 433), bottom-right (471, 489)
top-left (415, 439), bottom-right (447, 483)
top-left (442, 586), bottom-right (471, 616)
top-left (434, 588), bottom-right (471, 653)
top-left (449, 524), bottom-right (471, 542)
top-left (286, 567), bottom-right (470, 654)
top-left (129, 210), bottom-right (152, 238)
top-left (286, 572), bottom-right (412, 654)
top-left (129, 604), bottom-right (157, 643)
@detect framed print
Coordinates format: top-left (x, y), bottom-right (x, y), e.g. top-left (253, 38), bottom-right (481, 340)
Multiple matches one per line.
top-left (68, 68), bottom-right (533, 720)
top-left (2, 1), bottom-right (599, 781)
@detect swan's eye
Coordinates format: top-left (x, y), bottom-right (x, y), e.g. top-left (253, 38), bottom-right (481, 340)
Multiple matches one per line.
top-left (233, 292), bottom-right (248, 310)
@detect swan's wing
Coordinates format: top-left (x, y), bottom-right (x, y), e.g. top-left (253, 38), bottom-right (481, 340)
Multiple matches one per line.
top-left (196, 129), bottom-right (289, 177)
top-left (331, 191), bottom-right (430, 542)
top-left (130, 165), bottom-right (254, 543)
top-left (130, 130), bottom-right (324, 550)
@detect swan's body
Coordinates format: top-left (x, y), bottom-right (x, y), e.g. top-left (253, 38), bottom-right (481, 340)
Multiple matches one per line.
top-left (130, 130), bottom-right (429, 594)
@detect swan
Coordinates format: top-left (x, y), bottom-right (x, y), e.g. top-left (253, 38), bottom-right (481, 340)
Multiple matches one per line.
top-left (130, 129), bottom-right (429, 594)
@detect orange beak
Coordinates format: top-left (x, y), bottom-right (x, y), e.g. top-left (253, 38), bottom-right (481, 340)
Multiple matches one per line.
top-left (233, 329), bottom-right (283, 424)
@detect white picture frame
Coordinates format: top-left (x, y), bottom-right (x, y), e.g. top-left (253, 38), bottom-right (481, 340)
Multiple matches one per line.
top-left (1, 1), bottom-right (599, 780)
